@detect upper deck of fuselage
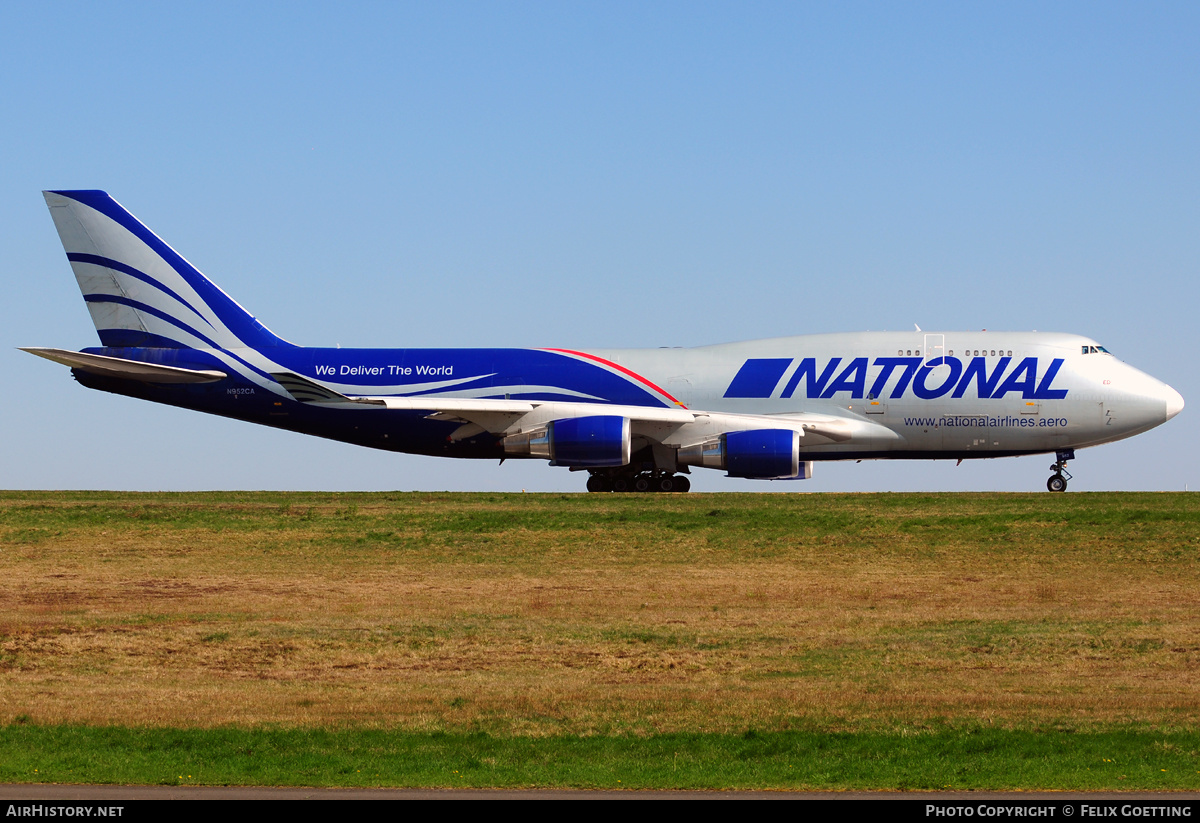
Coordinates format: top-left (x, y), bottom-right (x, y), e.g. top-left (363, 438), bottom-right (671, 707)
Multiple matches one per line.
top-left (587, 331), bottom-right (1105, 393)
top-left (594, 330), bottom-right (1101, 361)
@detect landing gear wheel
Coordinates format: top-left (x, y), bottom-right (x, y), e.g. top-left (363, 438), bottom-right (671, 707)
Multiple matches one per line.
top-left (586, 475), bottom-right (611, 493)
top-left (611, 475), bottom-right (633, 493)
top-left (1046, 450), bottom-right (1074, 492)
top-left (634, 475), bottom-right (652, 493)
top-left (674, 475), bottom-right (691, 493)
top-left (656, 475), bottom-right (676, 493)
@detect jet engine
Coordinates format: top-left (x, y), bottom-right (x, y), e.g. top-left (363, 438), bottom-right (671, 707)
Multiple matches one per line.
top-left (678, 429), bottom-right (813, 480)
top-left (502, 415), bottom-right (631, 467)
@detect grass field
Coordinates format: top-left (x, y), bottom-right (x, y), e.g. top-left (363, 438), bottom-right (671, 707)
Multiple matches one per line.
top-left (1, 490), bottom-right (1198, 789)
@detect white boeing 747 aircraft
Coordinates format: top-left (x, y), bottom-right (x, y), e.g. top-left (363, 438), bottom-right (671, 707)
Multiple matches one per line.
top-left (25, 191), bottom-right (1184, 492)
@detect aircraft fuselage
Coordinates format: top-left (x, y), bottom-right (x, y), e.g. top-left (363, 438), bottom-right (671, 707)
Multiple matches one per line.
top-left (29, 190), bottom-right (1185, 491)
top-left (69, 328), bottom-right (1181, 464)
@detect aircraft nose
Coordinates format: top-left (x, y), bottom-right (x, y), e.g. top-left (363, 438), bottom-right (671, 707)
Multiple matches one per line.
top-left (1165, 384), bottom-right (1185, 421)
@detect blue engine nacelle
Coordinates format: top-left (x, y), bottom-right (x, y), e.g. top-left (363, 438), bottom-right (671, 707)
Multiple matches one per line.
top-left (502, 415), bottom-right (631, 467)
top-left (678, 428), bottom-right (813, 480)
top-left (550, 415), bottom-right (631, 467)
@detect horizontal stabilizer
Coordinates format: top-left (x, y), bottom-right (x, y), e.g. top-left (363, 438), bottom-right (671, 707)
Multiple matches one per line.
top-left (21, 347), bottom-right (227, 384)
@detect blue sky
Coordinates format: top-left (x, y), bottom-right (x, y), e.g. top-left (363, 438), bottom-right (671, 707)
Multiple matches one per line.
top-left (4, 2), bottom-right (1196, 492)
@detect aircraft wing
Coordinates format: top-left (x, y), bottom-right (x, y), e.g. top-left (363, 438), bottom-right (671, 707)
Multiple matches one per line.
top-left (270, 371), bottom-right (888, 447)
top-left (271, 371), bottom-right (696, 439)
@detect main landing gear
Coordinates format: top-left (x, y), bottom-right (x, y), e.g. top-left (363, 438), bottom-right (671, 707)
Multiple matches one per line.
top-left (1046, 449), bottom-right (1075, 492)
top-left (586, 471), bottom-right (691, 493)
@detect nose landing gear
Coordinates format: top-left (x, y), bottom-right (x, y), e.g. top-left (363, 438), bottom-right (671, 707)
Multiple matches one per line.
top-left (1046, 449), bottom-right (1075, 492)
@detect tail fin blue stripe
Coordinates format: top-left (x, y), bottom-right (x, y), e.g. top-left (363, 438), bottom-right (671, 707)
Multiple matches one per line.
top-left (95, 330), bottom-right (201, 350)
top-left (80, 293), bottom-right (281, 384)
top-left (68, 252), bottom-right (218, 332)
top-left (83, 294), bottom-right (224, 350)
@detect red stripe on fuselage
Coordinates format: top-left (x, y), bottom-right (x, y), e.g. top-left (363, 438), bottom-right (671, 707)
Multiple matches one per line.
top-left (543, 348), bottom-right (688, 409)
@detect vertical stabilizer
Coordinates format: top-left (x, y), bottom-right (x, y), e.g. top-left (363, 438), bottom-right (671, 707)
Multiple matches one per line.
top-left (43, 190), bottom-right (291, 350)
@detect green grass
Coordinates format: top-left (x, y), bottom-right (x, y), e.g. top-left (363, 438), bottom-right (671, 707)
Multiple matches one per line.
top-left (2, 490), bottom-right (1199, 789)
top-left (3, 725), bottom-right (1199, 790)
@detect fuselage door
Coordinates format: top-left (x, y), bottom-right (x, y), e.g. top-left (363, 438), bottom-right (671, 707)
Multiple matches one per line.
top-left (923, 333), bottom-right (946, 366)
top-left (667, 376), bottom-right (693, 409)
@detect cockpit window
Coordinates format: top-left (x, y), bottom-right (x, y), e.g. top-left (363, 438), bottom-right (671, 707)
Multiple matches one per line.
top-left (1082, 345), bottom-right (1112, 355)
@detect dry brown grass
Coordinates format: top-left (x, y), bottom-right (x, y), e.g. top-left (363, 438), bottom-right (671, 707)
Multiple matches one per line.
top-left (1, 491), bottom-right (1197, 734)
